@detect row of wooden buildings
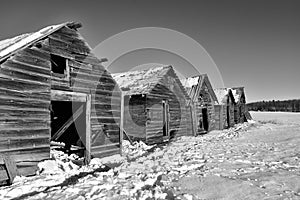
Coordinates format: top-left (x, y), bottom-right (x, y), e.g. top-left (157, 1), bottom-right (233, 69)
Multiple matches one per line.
top-left (0, 22), bottom-right (251, 185)
top-left (112, 67), bottom-right (252, 144)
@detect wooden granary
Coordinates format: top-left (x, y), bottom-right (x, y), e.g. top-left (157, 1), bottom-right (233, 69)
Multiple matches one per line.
top-left (213, 88), bottom-right (236, 130)
top-left (181, 74), bottom-right (218, 134)
top-left (231, 87), bottom-right (252, 123)
top-left (113, 66), bottom-right (193, 144)
top-left (0, 22), bottom-right (121, 185)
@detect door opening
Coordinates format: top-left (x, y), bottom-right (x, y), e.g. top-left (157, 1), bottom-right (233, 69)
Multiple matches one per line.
top-left (202, 108), bottom-right (209, 131)
top-left (51, 101), bottom-right (86, 156)
top-left (162, 100), bottom-right (169, 140)
top-left (227, 105), bottom-right (230, 128)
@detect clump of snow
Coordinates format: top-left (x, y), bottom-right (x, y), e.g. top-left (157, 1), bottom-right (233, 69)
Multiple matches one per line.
top-left (181, 76), bottom-right (200, 88)
top-left (123, 140), bottom-right (155, 159)
top-left (247, 119), bottom-right (256, 124)
top-left (93, 154), bottom-right (125, 165)
top-left (231, 89), bottom-right (240, 102)
top-left (37, 160), bottom-right (64, 175)
top-left (51, 149), bottom-right (80, 162)
top-left (37, 149), bottom-right (84, 175)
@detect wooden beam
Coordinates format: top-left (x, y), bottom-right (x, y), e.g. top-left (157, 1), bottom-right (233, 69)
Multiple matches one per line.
top-left (119, 92), bottom-right (124, 156)
top-left (51, 104), bottom-right (84, 141)
top-left (123, 129), bottom-right (133, 145)
top-left (3, 154), bottom-right (18, 185)
top-left (50, 141), bottom-right (84, 150)
top-left (84, 94), bottom-right (91, 164)
top-left (51, 90), bottom-right (86, 102)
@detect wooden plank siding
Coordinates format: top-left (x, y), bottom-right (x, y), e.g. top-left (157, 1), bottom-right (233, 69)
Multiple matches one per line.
top-left (113, 66), bottom-right (192, 145)
top-left (234, 103), bottom-right (246, 124)
top-left (227, 96), bottom-right (235, 128)
top-left (214, 104), bottom-right (227, 130)
top-left (0, 46), bottom-right (51, 185)
top-left (194, 83), bottom-right (216, 134)
top-left (181, 75), bottom-right (218, 135)
top-left (214, 89), bottom-right (236, 130)
top-left (44, 26), bottom-right (121, 158)
top-left (123, 95), bottom-right (147, 142)
top-left (146, 72), bottom-right (193, 144)
top-left (232, 87), bottom-right (248, 124)
top-left (0, 23), bottom-right (121, 184)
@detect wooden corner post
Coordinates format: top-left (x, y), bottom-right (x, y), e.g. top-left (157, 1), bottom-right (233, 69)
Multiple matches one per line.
top-left (120, 92), bottom-right (124, 156)
top-left (84, 94), bottom-right (91, 164)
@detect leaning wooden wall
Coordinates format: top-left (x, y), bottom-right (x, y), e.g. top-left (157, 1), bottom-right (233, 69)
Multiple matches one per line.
top-left (41, 26), bottom-right (121, 158)
top-left (0, 46), bottom-right (51, 184)
top-left (0, 24), bottom-right (121, 185)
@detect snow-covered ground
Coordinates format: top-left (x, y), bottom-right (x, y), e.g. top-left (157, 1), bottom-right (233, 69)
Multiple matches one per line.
top-left (1, 112), bottom-right (300, 199)
top-left (251, 111), bottom-right (300, 125)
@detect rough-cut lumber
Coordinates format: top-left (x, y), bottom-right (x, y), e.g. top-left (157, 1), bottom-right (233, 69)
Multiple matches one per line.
top-left (51, 90), bottom-right (86, 102)
top-left (120, 92), bottom-right (124, 155)
top-left (8, 57), bottom-right (50, 74)
top-left (3, 154), bottom-right (18, 184)
top-left (85, 94), bottom-right (91, 164)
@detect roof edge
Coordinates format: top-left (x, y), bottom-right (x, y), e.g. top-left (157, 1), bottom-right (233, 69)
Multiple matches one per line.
top-left (0, 21), bottom-right (82, 63)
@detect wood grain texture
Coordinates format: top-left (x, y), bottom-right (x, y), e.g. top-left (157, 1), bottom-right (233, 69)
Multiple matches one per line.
top-left (0, 24), bottom-right (121, 184)
top-left (2, 154), bottom-right (18, 184)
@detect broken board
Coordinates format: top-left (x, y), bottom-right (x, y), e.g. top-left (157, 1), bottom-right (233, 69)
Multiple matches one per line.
top-left (3, 154), bottom-right (18, 185)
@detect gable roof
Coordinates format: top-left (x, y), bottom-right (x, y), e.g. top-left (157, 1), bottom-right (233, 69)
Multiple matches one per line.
top-left (214, 88), bottom-right (235, 105)
top-left (112, 65), bottom-right (190, 99)
top-left (181, 74), bottom-right (218, 104)
top-left (231, 87), bottom-right (246, 103)
top-left (0, 22), bottom-right (82, 62)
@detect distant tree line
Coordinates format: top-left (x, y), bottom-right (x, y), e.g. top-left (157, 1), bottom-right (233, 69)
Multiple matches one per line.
top-left (247, 99), bottom-right (300, 112)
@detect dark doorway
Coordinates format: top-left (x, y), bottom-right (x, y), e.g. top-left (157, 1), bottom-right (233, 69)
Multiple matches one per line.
top-left (202, 108), bottom-right (209, 131)
top-left (50, 101), bottom-right (86, 153)
top-left (162, 100), bottom-right (169, 138)
top-left (234, 107), bottom-right (238, 124)
top-left (227, 105), bottom-right (230, 128)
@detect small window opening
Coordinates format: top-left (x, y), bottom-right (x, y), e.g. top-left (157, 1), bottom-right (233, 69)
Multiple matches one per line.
top-left (51, 54), bottom-right (67, 76)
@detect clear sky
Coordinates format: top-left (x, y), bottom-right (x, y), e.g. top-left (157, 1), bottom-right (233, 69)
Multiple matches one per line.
top-left (1, 0), bottom-right (299, 102)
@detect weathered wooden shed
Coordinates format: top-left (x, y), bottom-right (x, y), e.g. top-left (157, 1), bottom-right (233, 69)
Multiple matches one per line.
top-left (112, 66), bottom-right (193, 145)
top-left (0, 22), bottom-right (121, 185)
top-left (181, 74), bottom-right (218, 134)
top-left (214, 88), bottom-right (235, 130)
top-left (231, 87), bottom-right (252, 123)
